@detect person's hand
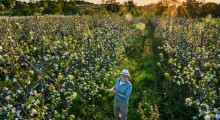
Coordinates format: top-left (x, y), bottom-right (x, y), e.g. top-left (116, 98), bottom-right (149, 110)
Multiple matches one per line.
top-left (106, 89), bottom-right (117, 94)
top-left (111, 90), bottom-right (117, 94)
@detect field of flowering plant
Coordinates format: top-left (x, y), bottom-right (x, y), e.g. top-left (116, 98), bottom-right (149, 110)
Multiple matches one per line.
top-left (153, 16), bottom-right (220, 120)
top-left (0, 15), bottom-right (144, 119)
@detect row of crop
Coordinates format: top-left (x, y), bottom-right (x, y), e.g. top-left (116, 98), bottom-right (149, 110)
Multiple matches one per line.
top-left (0, 15), bottom-right (144, 119)
top-left (153, 16), bottom-right (220, 119)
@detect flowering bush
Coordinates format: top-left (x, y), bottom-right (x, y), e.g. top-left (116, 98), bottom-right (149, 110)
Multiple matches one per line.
top-left (153, 16), bottom-right (220, 119)
top-left (0, 15), bottom-right (144, 119)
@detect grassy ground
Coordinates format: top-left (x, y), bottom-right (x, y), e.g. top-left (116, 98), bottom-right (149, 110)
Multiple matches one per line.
top-left (105, 21), bottom-right (162, 119)
top-left (0, 10), bottom-right (11, 15)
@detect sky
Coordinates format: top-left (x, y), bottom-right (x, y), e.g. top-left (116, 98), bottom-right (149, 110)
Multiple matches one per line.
top-left (90, 0), bottom-right (220, 6)
top-left (20, 0), bottom-right (220, 6)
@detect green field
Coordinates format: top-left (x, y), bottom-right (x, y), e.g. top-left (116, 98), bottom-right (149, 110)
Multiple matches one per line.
top-left (0, 1), bottom-right (220, 119)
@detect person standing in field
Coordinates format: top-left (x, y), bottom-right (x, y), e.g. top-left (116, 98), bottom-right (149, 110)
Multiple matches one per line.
top-left (108, 69), bottom-right (132, 120)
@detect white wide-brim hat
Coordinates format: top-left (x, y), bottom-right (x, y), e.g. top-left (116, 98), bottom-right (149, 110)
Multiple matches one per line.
top-left (120, 69), bottom-right (130, 76)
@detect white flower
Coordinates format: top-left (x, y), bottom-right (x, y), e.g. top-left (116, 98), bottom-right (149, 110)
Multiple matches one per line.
top-left (206, 105), bottom-right (209, 110)
top-left (13, 78), bottom-right (17, 82)
top-left (195, 68), bottom-right (199, 71)
top-left (199, 109), bottom-right (203, 114)
top-left (17, 113), bottom-right (20, 117)
top-left (212, 100), bottom-right (215, 104)
top-left (31, 108), bottom-right (37, 114)
top-left (177, 81), bottom-right (180, 85)
top-left (185, 98), bottom-right (192, 106)
top-left (29, 91), bottom-right (33, 96)
top-left (213, 108), bottom-right (218, 113)
top-left (84, 86), bottom-right (87, 90)
top-left (7, 104), bottom-right (12, 109)
top-left (196, 101), bottom-right (200, 106)
top-left (71, 81), bottom-right (74, 85)
top-left (4, 87), bottom-right (8, 91)
top-left (73, 92), bottom-right (77, 97)
top-left (181, 80), bottom-right (184, 84)
top-left (54, 64), bottom-right (58, 68)
top-left (60, 89), bottom-right (63, 92)
top-left (193, 91), bottom-right (197, 95)
top-left (6, 76), bottom-right (9, 81)
top-left (192, 116), bottom-right (197, 120)
top-left (13, 94), bottom-right (16, 97)
top-left (215, 114), bottom-right (220, 120)
top-left (12, 108), bottom-right (16, 113)
top-left (5, 96), bottom-right (10, 100)
top-left (186, 98), bottom-right (191, 102)
top-left (27, 104), bottom-right (31, 109)
top-left (31, 99), bottom-right (35, 103)
top-left (51, 56), bottom-right (56, 59)
top-left (27, 81), bottom-right (31, 84)
top-left (204, 115), bottom-right (210, 120)
top-left (17, 90), bottom-right (21, 94)
top-left (16, 110), bottom-right (21, 114)
top-left (33, 90), bottom-right (37, 95)
top-left (0, 46), bottom-right (2, 51)
top-left (4, 106), bottom-right (7, 110)
top-left (66, 97), bottom-right (69, 100)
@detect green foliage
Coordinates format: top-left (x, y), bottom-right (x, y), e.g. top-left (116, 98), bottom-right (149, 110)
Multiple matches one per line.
top-left (1, 0), bottom-right (13, 9)
top-left (43, 2), bottom-right (63, 15)
top-left (105, 3), bottom-right (120, 13)
top-left (100, 7), bottom-right (110, 16)
top-left (0, 15), bottom-right (143, 119)
top-left (0, 3), bottom-right (4, 11)
top-left (63, 2), bottom-right (79, 15)
top-left (12, 1), bottom-right (31, 16)
top-left (185, 0), bottom-right (203, 18)
top-left (202, 2), bottom-right (218, 17)
top-left (83, 8), bottom-right (95, 15)
top-left (125, 0), bottom-right (135, 11)
top-left (0, 8), bottom-right (219, 119)
top-left (153, 16), bottom-right (220, 119)
top-left (1, 0), bottom-right (220, 18)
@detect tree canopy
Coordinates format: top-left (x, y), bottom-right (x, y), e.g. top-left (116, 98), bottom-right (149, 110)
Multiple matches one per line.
top-left (0, 0), bottom-right (219, 17)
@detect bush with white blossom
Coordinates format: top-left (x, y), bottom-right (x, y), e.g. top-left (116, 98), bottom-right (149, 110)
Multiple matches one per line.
top-left (0, 15), bottom-right (144, 119)
top-left (153, 16), bottom-right (220, 119)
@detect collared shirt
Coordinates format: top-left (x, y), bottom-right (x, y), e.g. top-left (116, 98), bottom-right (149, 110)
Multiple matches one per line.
top-left (120, 80), bottom-right (126, 85)
top-left (114, 78), bottom-right (132, 104)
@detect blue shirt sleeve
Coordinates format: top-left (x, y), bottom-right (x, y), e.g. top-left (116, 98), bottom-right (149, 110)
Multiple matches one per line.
top-left (113, 78), bottom-right (120, 90)
top-left (118, 85), bottom-right (132, 99)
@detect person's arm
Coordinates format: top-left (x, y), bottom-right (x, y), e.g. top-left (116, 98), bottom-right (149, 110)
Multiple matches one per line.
top-left (115, 85), bottom-right (132, 99)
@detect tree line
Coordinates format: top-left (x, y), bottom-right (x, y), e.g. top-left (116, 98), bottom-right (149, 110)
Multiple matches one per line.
top-left (155, 0), bottom-right (220, 18)
top-left (0, 0), bottom-right (220, 18)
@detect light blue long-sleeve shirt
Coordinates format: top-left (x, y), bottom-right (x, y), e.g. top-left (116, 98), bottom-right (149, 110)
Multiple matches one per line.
top-left (114, 78), bottom-right (132, 104)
